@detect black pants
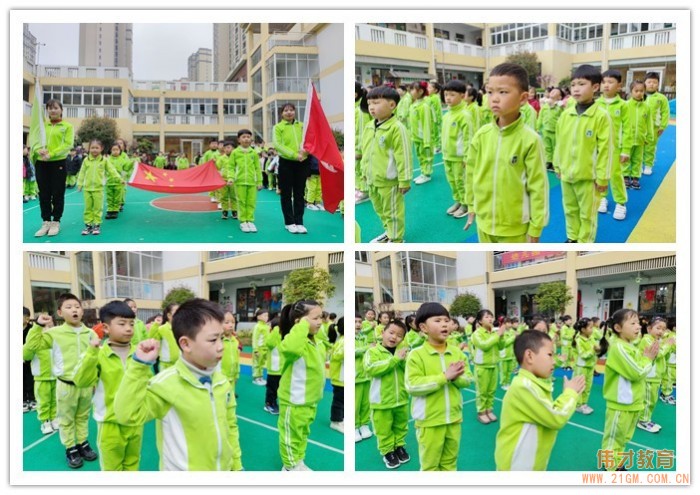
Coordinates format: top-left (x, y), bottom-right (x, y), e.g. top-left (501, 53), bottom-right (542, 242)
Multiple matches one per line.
top-left (331, 385), bottom-right (344, 422)
top-left (265, 374), bottom-right (281, 406)
top-left (35, 159), bottom-right (67, 222)
top-left (23, 363), bottom-right (35, 402)
top-left (278, 157), bottom-right (310, 226)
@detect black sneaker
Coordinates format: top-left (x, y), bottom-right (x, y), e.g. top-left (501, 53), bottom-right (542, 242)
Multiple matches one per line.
top-left (66, 447), bottom-right (84, 469)
top-left (232, 211), bottom-right (238, 219)
top-left (221, 210), bottom-right (228, 220)
top-left (631, 178), bottom-right (641, 190)
top-left (119, 205), bottom-right (124, 212)
top-left (383, 451), bottom-right (400, 469)
top-left (77, 441), bottom-right (98, 461)
top-left (394, 446), bottom-right (410, 464)
top-left (624, 176), bottom-right (631, 188)
top-left (566, 239), bottom-right (578, 243)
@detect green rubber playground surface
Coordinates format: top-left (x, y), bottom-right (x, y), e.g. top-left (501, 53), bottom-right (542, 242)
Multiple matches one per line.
top-left (355, 368), bottom-right (676, 471)
top-left (23, 364), bottom-right (344, 471)
top-left (23, 187), bottom-right (344, 244)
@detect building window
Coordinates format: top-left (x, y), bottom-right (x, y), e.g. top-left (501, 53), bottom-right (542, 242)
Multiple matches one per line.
top-left (557, 23), bottom-right (603, 42)
top-left (44, 85), bottom-right (122, 107)
top-left (76, 251), bottom-right (95, 301)
top-left (638, 283), bottom-right (676, 317)
top-left (490, 23), bottom-right (547, 46)
top-left (355, 291), bottom-right (374, 314)
top-left (208, 251), bottom-right (253, 261)
top-left (602, 287), bottom-right (625, 318)
top-left (132, 97), bottom-right (159, 114)
top-left (30, 285), bottom-right (72, 317)
top-left (266, 100), bottom-right (307, 142)
top-left (377, 256), bottom-right (394, 304)
top-left (397, 252), bottom-right (457, 304)
top-left (222, 99), bottom-right (247, 115)
top-left (611, 23), bottom-right (675, 36)
top-left (251, 46), bottom-right (262, 68)
top-left (252, 69), bottom-right (263, 105)
top-left (235, 285), bottom-right (283, 322)
top-left (164, 98), bottom-right (218, 115)
top-left (102, 251), bottom-right (164, 300)
top-left (266, 53), bottom-right (320, 94)
top-left (355, 251), bottom-right (370, 263)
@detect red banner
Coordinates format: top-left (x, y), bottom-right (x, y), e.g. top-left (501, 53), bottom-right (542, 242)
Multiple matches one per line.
top-left (500, 251), bottom-right (567, 265)
top-left (128, 161), bottom-right (225, 194)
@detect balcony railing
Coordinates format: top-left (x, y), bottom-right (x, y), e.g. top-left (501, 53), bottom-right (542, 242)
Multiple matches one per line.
top-left (267, 33), bottom-right (317, 49)
top-left (488, 37), bottom-right (548, 57)
top-left (132, 81), bottom-right (247, 92)
top-left (224, 115), bottom-right (249, 125)
top-left (329, 252), bottom-right (344, 265)
top-left (40, 65), bottom-right (131, 80)
top-left (400, 283), bottom-right (457, 305)
top-left (356, 24), bottom-right (429, 50)
top-left (63, 106), bottom-right (125, 119)
top-left (163, 115), bottom-right (219, 126)
top-left (208, 251), bottom-right (254, 261)
top-left (135, 114), bottom-right (160, 125)
top-left (576, 39), bottom-right (603, 53)
top-left (610, 29), bottom-right (675, 50)
top-left (434, 39), bottom-right (484, 58)
top-left (267, 78), bottom-right (319, 95)
top-left (102, 277), bottom-right (163, 300)
top-left (493, 251), bottom-right (567, 271)
top-left (28, 252), bottom-right (70, 272)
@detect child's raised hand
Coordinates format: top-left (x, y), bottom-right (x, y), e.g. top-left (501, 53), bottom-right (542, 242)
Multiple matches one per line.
top-left (445, 361), bottom-right (465, 380)
top-left (90, 337), bottom-right (101, 348)
top-left (620, 154), bottom-right (630, 164)
top-left (596, 184), bottom-right (608, 194)
top-left (667, 338), bottom-right (676, 346)
top-left (135, 338), bottom-right (160, 362)
top-left (463, 212), bottom-right (475, 231)
top-left (527, 235), bottom-right (540, 243)
top-left (563, 375), bottom-right (586, 394)
top-left (36, 314), bottom-right (53, 326)
top-left (399, 187), bottom-right (410, 195)
top-left (396, 348), bottom-right (408, 360)
top-left (644, 340), bottom-right (660, 360)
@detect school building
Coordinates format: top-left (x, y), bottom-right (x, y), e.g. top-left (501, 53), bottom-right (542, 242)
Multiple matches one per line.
top-left (355, 22), bottom-right (676, 94)
top-left (355, 251), bottom-right (676, 321)
top-left (24, 250), bottom-right (344, 329)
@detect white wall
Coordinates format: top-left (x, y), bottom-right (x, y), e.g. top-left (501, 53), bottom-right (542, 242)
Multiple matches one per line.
top-left (457, 283), bottom-right (488, 309)
top-left (162, 252), bottom-right (200, 272)
top-left (324, 268), bottom-right (344, 316)
top-left (456, 252), bottom-right (488, 279)
top-left (164, 276), bottom-right (201, 299)
top-left (317, 23), bottom-right (344, 130)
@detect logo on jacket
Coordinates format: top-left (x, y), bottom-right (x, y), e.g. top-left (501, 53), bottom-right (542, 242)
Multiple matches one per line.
top-left (510, 156), bottom-right (518, 165)
top-left (379, 136), bottom-right (386, 147)
top-left (615, 110), bottom-right (621, 116)
top-left (586, 130), bottom-right (594, 138)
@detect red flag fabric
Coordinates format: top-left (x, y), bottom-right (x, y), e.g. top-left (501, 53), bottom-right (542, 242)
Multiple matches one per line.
top-left (302, 81), bottom-right (344, 213)
top-left (128, 160), bottom-right (225, 194)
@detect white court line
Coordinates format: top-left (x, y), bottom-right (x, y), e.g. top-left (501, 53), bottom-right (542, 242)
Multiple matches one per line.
top-left (23, 430), bottom-right (57, 453)
top-left (22, 189), bottom-right (80, 212)
top-left (236, 415), bottom-right (344, 456)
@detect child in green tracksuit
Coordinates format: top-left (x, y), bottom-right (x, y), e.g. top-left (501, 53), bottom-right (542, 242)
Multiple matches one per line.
top-left (176, 153), bottom-right (190, 170)
top-left (405, 302), bottom-right (472, 471)
top-left (408, 81), bottom-right (434, 185)
top-left (636, 317), bottom-right (675, 432)
top-left (229, 130), bottom-right (263, 232)
top-left (105, 143), bottom-right (128, 220)
top-left (361, 86), bottom-right (412, 243)
top-left (601, 309), bottom-right (658, 471)
top-left (148, 303), bottom-right (179, 371)
top-left (362, 309), bottom-right (378, 343)
top-left (495, 331), bottom-right (585, 470)
top-left (355, 82), bottom-right (371, 203)
top-left (364, 319), bottom-right (410, 469)
top-left (305, 169), bottom-right (322, 209)
top-left (329, 317), bottom-right (345, 432)
top-left (153, 152), bottom-right (167, 169)
top-left (554, 65), bottom-right (613, 243)
top-left (520, 101), bottom-right (537, 129)
top-left (404, 314), bottom-right (426, 350)
top-left (660, 326), bottom-right (676, 404)
top-left (200, 139), bottom-right (221, 165)
top-left (355, 313), bottom-right (373, 442)
top-left (625, 80), bottom-right (654, 190)
top-left (558, 316), bottom-right (575, 369)
top-left (537, 87), bottom-right (564, 170)
top-left (573, 318), bottom-right (597, 415)
top-left (373, 311), bottom-right (390, 342)
top-left (77, 140), bottom-right (123, 236)
top-left (221, 311), bottom-right (241, 390)
top-left (217, 142), bottom-right (237, 220)
top-left (114, 299), bottom-right (242, 471)
top-left (472, 309), bottom-right (506, 424)
top-left (264, 320), bottom-right (283, 414)
top-left (428, 81), bottom-right (443, 152)
top-left (24, 293), bottom-right (99, 469)
top-left (114, 139), bottom-right (134, 211)
top-left (597, 70), bottom-right (631, 220)
top-left (499, 318), bottom-right (518, 390)
top-left (73, 301), bottom-right (146, 471)
top-left (22, 316), bottom-right (57, 435)
top-left (277, 300), bottom-right (325, 471)
top-left (464, 63), bottom-right (549, 243)
top-left (124, 298), bottom-right (147, 345)
top-left (642, 72), bottom-right (670, 176)
top-left (252, 310), bottom-right (271, 385)
top-left (395, 85), bottom-right (413, 126)
top-left (441, 80), bottom-right (475, 219)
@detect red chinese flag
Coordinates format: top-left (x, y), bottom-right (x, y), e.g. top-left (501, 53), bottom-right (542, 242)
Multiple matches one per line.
top-left (302, 81), bottom-right (344, 213)
top-left (128, 161), bottom-right (225, 194)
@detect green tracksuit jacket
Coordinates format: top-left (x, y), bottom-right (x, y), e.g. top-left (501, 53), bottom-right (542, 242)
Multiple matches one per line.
top-left (227, 147), bottom-right (263, 186)
top-left (428, 93), bottom-right (443, 145)
top-left (149, 322), bottom-right (180, 368)
top-left (114, 357), bottom-right (242, 470)
top-left (277, 320), bottom-right (325, 407)
top-left (553, 103), bottom-right (614, 187)
top-left (221, 335), bottom-right (241, 383)
top-left (153, 156), bottom-right (167, 169)
top-left (603, 339), bottom-right (653, 411)
top-left (23, 337), bottom-right (54, 381)
top-left (273, 119), bottom-right (304, 160)
top-left (31, 119), bottom-right (74, 163)
top-left (355, 101), bottom-right (372, 156)
top-left (176, 157), bottom-right (190, 170)
top-left (645, 92), bottom-right (670, 131)
top-left (637, 334), bottom-right (671, 384)
top-left (626, 99), bottom-right (654, 146)
top-left (472, 327), bottom-right (504, 366)
top-left (396, 93), bottom-right (413, 125)
top-left (355, 330), bottom-right (371, 383)
top-left (265, 326), bottom-right (284, 376)
top-left (329, 335), bottom-right (344, 387)
top-left (364, 345), bottom-right (408, 409)
top-left (199, 149), bottom-right (220, 165)
top-left (361, 115), bottom-right (412, 189)
top-left (441, 101), bottom-right (475, 162)
top-left (405, 343), bottom-right (473, 427)
top-left (559, 325), bottom-right (575, 352)
top-left (405, 329), bottom-right (426, 350)
top-left (537, 103), bottom-right (564, 134)
top-left (106, 154), bottom-right (131, 184)
top-left (520, 103), bottom-right (537, 129)
top-left (252, 321), bottom-right (270, 354)
top-left (575, 334), bottom-right (597, 369)
top-left (133, 318), bottom-right (148, 345)
top-left (408, 98), bottom-right (433, 148)
top-left (596, 96), bottom-right (632, 156)
top-left (466, 116), bottom-right (549, 238)
top-left (77, 155), bottom-right (122, 191)
top-left (25, 323), bottom-right (98, 381)
top-left (495, 369), bottom-right (579, 470)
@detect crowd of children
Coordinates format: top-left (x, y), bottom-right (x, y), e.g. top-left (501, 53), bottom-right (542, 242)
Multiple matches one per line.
top-left (23, 293), bottom-right (344, 471)
top-left (355, 303), bottom-right (676, 471)
top-left (356, 64), bottom-right (671, 243)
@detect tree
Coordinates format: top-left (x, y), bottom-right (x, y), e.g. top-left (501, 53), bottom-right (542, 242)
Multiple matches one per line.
top-left (558, 76), bottom-right (572, 90)
top-left (75, 116), bottom-right (119, 150)
top-left (449, 292), bottom-right (483, 317)
top-left (534, 282), bottom-right (574, 317)
top-left (505, 51), bottom-right (541, 87)
top-left (162, 285), bottom-right (197, 310)
top-left (282, 266), bottom-right (336, 306)
top-left (136, 138), bottom-right (155, 155)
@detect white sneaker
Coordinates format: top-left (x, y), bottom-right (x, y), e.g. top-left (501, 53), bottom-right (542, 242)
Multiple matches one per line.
top-left (414, 175), bottom-right (431, 185)
top-left (217, 203), bottom-right (222, 210)
top-left (643, 166), bottom-right (653, 176)
top-left (355, 191), bottom-right (370, 204)
top-left (613, 204), bottom-right (627, 220)
top-left (286, 461), bottom-right (312, 471)
top-left (241, 222), bottom-right (250, 233)
top-left (359, 424), bottom-right (373, 439)
top-left (285, 224), bottom-right (298, 234)
top-left (355, 429), bottom-right (362, 443)
top-left (330, 421), bottom-right (344, 433)
top-left (247, 222), bottom-right (257, 233)
top-left (51, 418), bottom-right (60, 431)
top-left (413, 175), bottom-right (423, 183)
top-left (306, 204), bottom-right (316, 210)
top-left (598, 197), bottom-right (608, 213)
top-left (452, 205), bottom-right (469, 218)
top-left (296, 225), bottom-right (307, 234)
top-left (446, 202), bottom-right (461, 214)
top-left (34, 221), bottom-right (51, 237)
top-left (370, 232), bottom-right (389, 243)
top-left (637, 420), bottom-right (661, 433)
top-left (41, 421), bottom-right (53, 435)
top-left (576, 405), bottom-right (594, 415)
top-left (47, 221), bottom-right (60, 236)
top-left (210, 197), bottom-right (217, 202)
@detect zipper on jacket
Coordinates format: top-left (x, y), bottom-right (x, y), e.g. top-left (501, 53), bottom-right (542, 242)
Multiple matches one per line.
top-left (209, 385), bottom-right (223, 471)
top-left (569, 116), bottom-right (581, 182)
top-left (492, 132), bottom-right (503, 235)
top-left (439, 354), bottom-right (450, 424)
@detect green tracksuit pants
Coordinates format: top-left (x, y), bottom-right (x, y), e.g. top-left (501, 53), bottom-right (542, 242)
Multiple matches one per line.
top-left (355, 381), bottom-right (371, 427)
top-left (371, 405), bottom-right (409, 456)
top-left (66, 175), bottom-right (77, 187)
top-left (561, 180), bottom-right (599, 243)
top-left (413, 141), bottom-right (433, 177)
top-left (83, 190), bottom-right (104, 225)
top-left (643, 130), bottom-right (661, 169)
top-left (235, 185), bottom-right (256, 222)
top-left (305, 175), bottom-right (322, 204)
top-left (106, 184), bottom-right (121, 212)
top-left (641, 381), bottom-right (661, 423)
top-left (601, 408), bottom-right (640, 471)
top-left (661, 364), bottom-right (675, 396)
top-left (606, 155), bottom-right (628, 206)
top-left (477, 230), bottom-right (527, 243)
top-left (368, 185), bottom-right (405, 242)
top-left (626, 145), bottom-right (644, 179)
top-left (444, 160), bottom-right (465, 204)
top-left (220, 184), bottom-right (238, 212)
top-left (252, 349), bottom-right (267, 379)
top-left (120, 183), bottom-right (127, 207)
top-left (356, 160), bottom-right (367, 193)
top-left (56, 381), bottom-right (93, 448)
top-left (34, 380), bottom-right (57, 422)
top-left (542, 130), bottom-right (556, 164)
top-left (575, 366), bottom-right (594, 406)
top-left (416, 423), bottom-right (461, 471)
top-left (97, 421), bottom-right (144, 471)
top-left (267, 172), bottom-right (277, 191)
top-left (279, 404), bottom-right (317, 468)
top-left (475, 365), bottom-right (498, 413)
top-left (499, 359), bottom-right (516, 387)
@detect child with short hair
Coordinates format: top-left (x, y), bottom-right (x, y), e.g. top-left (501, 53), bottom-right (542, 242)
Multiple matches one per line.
top-left (395, 84), bottom-right (413, 126)
top-left (361, 85), bottom-right (412, 243)
top-left (114, 299), bottom-right (242, 471)
top-left (176, 153), bottom-right (190, 170)
top-left (642, 72), bottom-right (670, 176)
top-left (76, 139), bottom-right (123, 235)
top-left (153, 151), bottom-right (167, 169)
top-left (123, 298), bottom-right (148, 344)
top-left (472, 309), bottom-right (506, 423)
top-left (536, 87), bottom-right (564, 171)
top-left (464, 63), bottom-right (549, 243)
top-left (252, 310), bottom-right (270, 386)
top-left (229, 129), bottom-right (263, 232)
top-left (495, 331), bottom-right (585, 470)
top-left (355, 313), bottom-right (373, 442)
top-left (264, 315), bottom-right (283, 415)
top-left (573, 318), bottom-right (597, 415)
top-left (220, 311), bottom-right (241, 391)
top-left (601, 309), bottom-right (658, 471)
top-left (554, 64), bottom-right (614, 243)
top-left (22, 310), bottom-right (57, 435)
top-left (405, 302), bottom-right (472, 471)
top-left (217, 141), bottom-right (237, 220)
top-left (329, 317), bottom-right (345, 433)
top-left (404, 314), bottom-right (425, 350)
top-left (105, 142), bottom-right (127, 220)
top-left (148, 303), bottom-right (179, 371)
top-left (408, 81), bottom-right (435, 185)
top-left (73, 300), bottom-right (146, 471)
top-left (364, 319), bottom-right (410, 469)
top-left (24, 293), bottom-right (99, 468)
top-left (625, 80), bottom-right (654, 190)
top-left (362, 309), bottom-right (378, 343)
top-left (636, 317), bottom-right (675, 432)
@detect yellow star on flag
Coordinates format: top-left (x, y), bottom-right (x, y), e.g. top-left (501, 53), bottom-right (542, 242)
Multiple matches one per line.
top-left (169, 178), bottom-right (174, 183)
top-left (144, 171), bottom-right (157, 182)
